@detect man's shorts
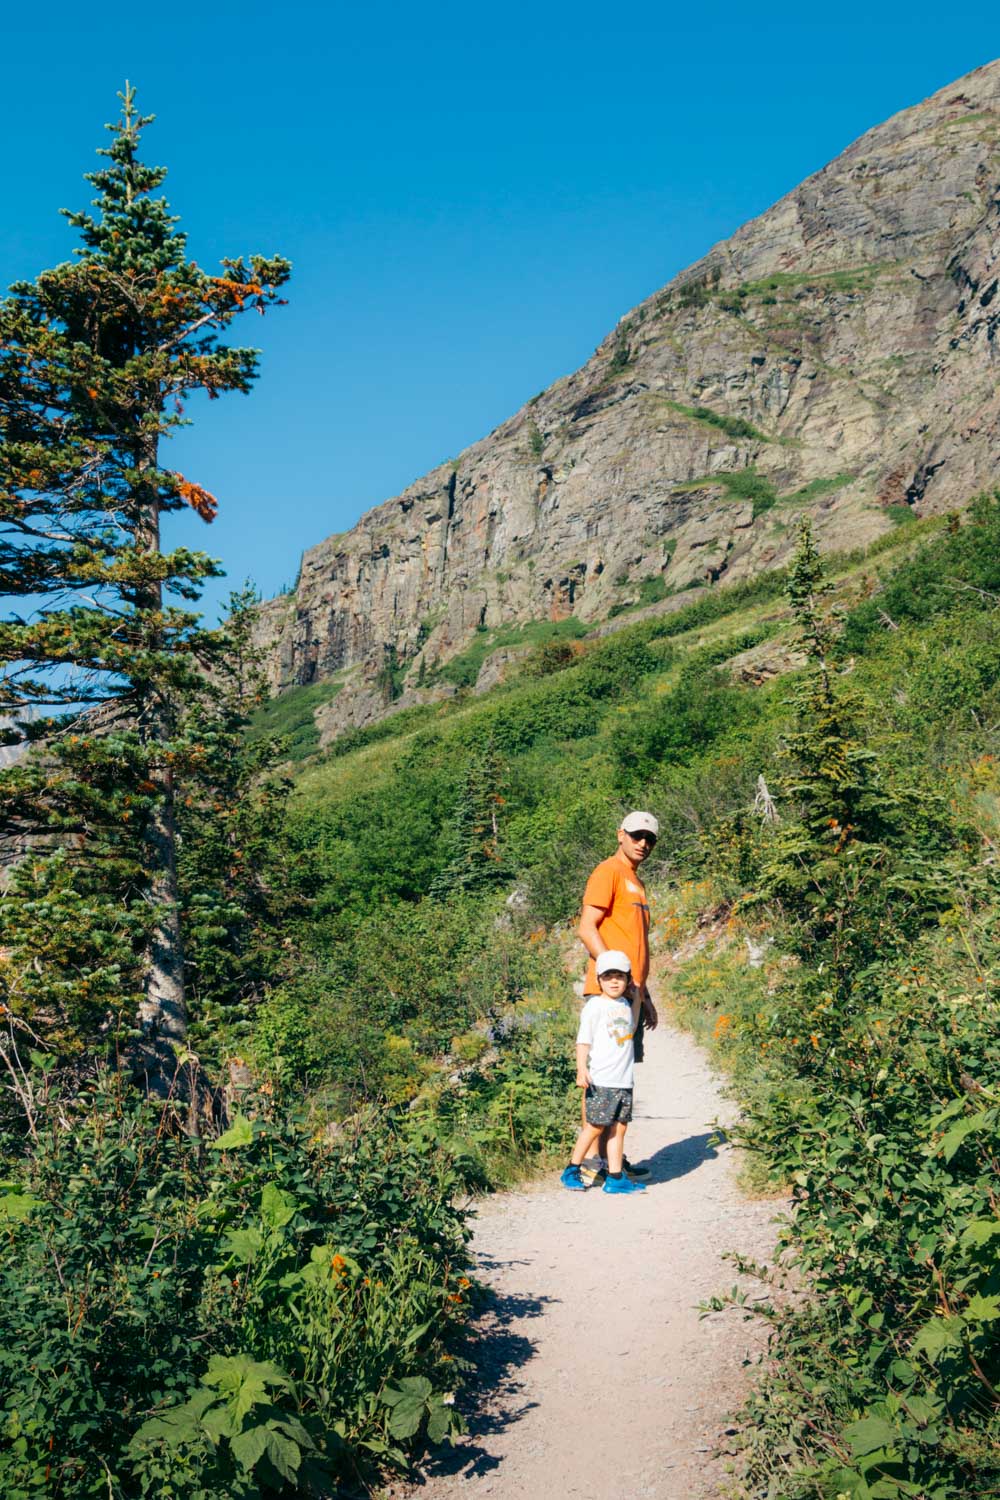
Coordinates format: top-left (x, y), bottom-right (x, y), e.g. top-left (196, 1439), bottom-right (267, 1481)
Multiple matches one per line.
top-left (585, 1084), bottom-right (633, 1126)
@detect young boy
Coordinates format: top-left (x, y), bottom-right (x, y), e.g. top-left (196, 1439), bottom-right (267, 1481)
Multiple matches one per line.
top-left (560, 950), bottom-right (646, 1195)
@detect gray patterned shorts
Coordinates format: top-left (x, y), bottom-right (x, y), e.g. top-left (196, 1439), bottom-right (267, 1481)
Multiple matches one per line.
top-left (585, 1085), bottom-right (633, 1126)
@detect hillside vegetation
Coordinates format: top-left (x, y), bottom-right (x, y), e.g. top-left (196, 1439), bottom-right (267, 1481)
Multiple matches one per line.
top-left (4, 498), bottom-right (1000, 1498)
top-left (257, 500), bottom-right (1000, 1500)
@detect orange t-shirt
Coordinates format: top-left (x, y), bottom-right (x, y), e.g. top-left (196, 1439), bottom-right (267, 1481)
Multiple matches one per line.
top-left (581, 852), bottom-right (650, 995)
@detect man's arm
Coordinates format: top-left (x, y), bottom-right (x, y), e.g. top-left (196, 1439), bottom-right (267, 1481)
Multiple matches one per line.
top-left (578, 903), bottom-right (609, 960)
top-left (640, 985), bottom-right (658, 1029)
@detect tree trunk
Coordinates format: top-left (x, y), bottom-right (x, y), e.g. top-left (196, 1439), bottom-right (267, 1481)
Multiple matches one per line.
top-left (132, 431), bottom-right (188, 1097)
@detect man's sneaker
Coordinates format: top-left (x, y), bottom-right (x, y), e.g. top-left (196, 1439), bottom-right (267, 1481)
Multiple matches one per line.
top-left (623, 1157), bottom-right (650, 1180)
top-left (560, 1165), bottom-right (587, 1191)
top-left (578, 1156), bottom-right (607, 1185)
top-left (603, 1174), bottom-right (647, 1195)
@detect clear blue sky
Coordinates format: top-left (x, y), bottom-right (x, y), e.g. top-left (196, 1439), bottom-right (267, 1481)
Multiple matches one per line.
top-left (3, 4), bottom-right (997, 620)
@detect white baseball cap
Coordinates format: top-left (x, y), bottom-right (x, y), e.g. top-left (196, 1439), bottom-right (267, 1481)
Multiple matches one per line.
top-left (596, 949), bottom-right (632, 976)
top-left (621, 810), bottom-right (659, 837)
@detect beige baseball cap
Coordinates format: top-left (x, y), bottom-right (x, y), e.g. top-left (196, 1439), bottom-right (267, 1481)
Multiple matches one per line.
top-left (621, 810), bottom-right (659, 837)
top-left (596, 949), bottom-right (632, 976)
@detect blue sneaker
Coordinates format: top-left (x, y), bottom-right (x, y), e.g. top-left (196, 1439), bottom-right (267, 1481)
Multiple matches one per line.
top-left (602, 1174), bottom-right (646, 1194)
top-left (560, 1165), bottom-right (587, 1191)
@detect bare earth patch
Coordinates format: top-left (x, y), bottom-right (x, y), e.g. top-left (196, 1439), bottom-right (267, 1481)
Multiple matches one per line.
top-left (394, 1020), bottom-right (779, 1500)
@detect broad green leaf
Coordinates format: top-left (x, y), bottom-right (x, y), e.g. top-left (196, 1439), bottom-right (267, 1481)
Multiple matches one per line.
top-left (396, 1375), bottom-right (434, 1398)
top-left (210, 1114), bottom-right (254, 1151)
top-left (927, 1097), bottom-right (968, 1132)
top-left (910, 1316), bottom-right (964, 1362)
top-left (203, 1354), bottom-right (291, 1425)
top-left (935, 1110), bottom-right (994, 1163)
top-left (263, 1428), bottom-right (301, 1482)
top-left (230, 1424), bottom-right (269, 1472)
top-left (904, 1393), bottom-right (942, 1427)
top-left (386, 1393), bottom-right (427, 1440)
top-left (964, 1293), bottom-right (1000, 1321)
top-left (844, 1416), bottom-right (899, 1457)
top-left (825, 1466), bottom-right (876, 1499)
top-left (222, 1227), bottom-right (263, 1264)
top-left (260, 1182), bottom-right (297, 1229)
top-left (203, 1402), bottom-right (237, 1443)
top-left (273, 1414), bottom-right (314, 1450)
top-left (427, 1403), bottom-right (452, 1444)
top-left (960, 1218), bottom-right (1000, 1249)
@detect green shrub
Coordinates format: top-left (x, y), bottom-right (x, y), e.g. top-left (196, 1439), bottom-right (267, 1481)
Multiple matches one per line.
top-left (664, 400), bottom-right (771, 443)
top-left (841, 493), bottom-right (1000, 653)
top-left (676, 518), bottom-right (1000, 1499)
top-left (0, 1080), bottom-right (473, 1498)
top-left (614, 664), bottom-right (762, 793)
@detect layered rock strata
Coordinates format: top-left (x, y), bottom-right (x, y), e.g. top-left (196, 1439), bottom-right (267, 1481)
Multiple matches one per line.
top-left (255, 61), bottom-right (1000, 741)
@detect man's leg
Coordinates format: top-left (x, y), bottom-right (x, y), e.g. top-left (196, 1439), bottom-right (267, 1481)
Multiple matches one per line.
top-left (632, 1002), bottom-right (646, 1064)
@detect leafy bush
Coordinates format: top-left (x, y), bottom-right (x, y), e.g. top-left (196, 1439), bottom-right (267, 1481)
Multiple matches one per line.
top-left (614, 662), bottom-right (762, 793)
top-left (669, 517), bottom-right (1000, 1499)
top-left (841, 493), bottom-right (1000, 653)
top-left (0, 1078), bottom-right (473, 1498)
top-left (253, 890), bottom-right (545, 1100)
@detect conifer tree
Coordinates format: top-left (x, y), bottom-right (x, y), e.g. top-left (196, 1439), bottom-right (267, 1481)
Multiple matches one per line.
top-left (758, 518), bottom-right (947, 975)
top-left (0, 88), bottom-right (289, 1087)
top-left (177, 586), bottom-right (304, 1055)
top-left (431, 737), bottom-right (511, 897)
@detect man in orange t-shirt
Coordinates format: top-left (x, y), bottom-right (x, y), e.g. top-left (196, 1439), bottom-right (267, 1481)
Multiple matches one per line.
top-left (576, 810), bottom-right (659, 1179)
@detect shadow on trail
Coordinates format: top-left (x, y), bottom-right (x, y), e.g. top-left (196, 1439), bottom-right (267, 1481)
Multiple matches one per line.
top-left (407, 1267), bottom-right (553, 1485)
top-left (638, 1130), bottom-right (719, 1184)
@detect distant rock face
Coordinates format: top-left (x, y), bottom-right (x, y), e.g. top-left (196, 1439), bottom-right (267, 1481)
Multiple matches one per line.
top-left (255, 61), bottom-right (1000, 741)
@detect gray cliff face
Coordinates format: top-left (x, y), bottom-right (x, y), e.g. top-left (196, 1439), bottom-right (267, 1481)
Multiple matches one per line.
top-left (255, 62), bottom-right (1000, 741)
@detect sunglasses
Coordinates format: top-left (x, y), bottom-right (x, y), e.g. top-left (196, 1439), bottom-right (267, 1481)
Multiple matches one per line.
top-left (625, 830), bottom-right (656, 846)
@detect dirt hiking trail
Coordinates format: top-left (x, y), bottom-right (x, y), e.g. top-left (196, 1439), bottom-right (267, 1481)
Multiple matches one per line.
top-left (397, 1020), bottom-right (778, 1500)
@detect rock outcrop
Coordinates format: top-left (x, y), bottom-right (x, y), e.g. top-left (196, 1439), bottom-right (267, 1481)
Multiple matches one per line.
top-left (255, 61), bottom-right (1000, 741)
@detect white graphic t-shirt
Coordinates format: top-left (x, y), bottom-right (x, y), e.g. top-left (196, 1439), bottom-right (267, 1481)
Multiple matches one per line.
top-left (576, 994), bottom-right (637, 1090)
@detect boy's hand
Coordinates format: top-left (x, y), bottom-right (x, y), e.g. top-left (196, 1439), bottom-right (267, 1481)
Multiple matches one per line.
top-left (576, 1069), bottom-right (591, 1088)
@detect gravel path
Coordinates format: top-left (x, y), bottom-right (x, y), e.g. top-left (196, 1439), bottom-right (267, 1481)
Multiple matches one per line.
top-left (398, 1019), bottom-right (778, 1500)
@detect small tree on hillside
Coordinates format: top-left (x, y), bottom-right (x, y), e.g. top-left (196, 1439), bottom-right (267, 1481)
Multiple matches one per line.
top-left (431, 736), bottom-right (512, 897)
top-left (757, 518), bottom-right (948, 975)
top-left (0, 88), bottom-right (290, 1089)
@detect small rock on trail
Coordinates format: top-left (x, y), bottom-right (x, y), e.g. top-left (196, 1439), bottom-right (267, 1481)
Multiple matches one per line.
top-left (398, 1020), bottom-right (778, 1500)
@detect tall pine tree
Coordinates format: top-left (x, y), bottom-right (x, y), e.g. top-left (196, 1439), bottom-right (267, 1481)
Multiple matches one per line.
top-left (0, 88), bottom-right (289, 1089)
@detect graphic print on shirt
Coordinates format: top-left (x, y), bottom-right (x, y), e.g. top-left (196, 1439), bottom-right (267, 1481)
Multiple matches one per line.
top-left (607, 1012), bottom-right (635, 1048)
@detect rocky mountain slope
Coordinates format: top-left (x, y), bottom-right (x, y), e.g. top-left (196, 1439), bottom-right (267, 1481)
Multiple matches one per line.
top-left (255, 60), bottom-right (1000, 742)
